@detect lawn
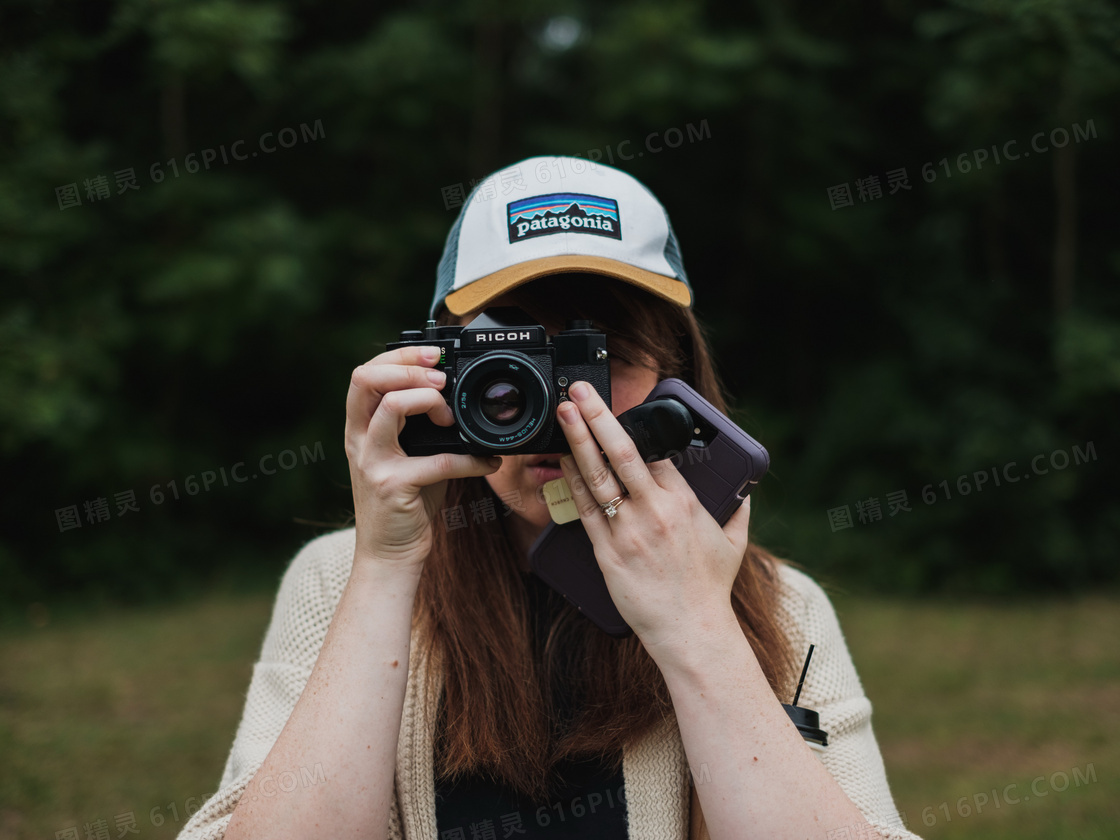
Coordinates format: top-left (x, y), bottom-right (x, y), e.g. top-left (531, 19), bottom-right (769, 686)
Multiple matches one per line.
top-left (1, 584), bottom-right (1116, 839)
top-left (826, 588), bottom-right (1118, 839)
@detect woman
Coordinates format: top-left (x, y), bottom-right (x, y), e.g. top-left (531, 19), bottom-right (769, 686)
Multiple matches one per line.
top-left (179, 156), bottom-right (920, 840)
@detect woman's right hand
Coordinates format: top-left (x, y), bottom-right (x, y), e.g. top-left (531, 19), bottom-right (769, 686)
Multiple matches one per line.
top-left (345, 345), bottom-right (502, 574)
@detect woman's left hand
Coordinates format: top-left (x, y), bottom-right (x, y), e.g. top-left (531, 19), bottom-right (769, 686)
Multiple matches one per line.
top-left (556, 381), bottom-right (750, 664)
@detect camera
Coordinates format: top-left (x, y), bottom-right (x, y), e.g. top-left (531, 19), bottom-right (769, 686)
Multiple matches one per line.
top-left (386, 307), bottom-right (612, 456)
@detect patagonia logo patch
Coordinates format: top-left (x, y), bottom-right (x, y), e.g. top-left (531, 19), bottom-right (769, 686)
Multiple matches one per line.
top-left (507, 193), bottom-right (621, 243)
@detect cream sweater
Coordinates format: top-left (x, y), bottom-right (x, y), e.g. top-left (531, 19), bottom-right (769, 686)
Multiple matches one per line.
top-left (177, 527), bottom-right (922, 840)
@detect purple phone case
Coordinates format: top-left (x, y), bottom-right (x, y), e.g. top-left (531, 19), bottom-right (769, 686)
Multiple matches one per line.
top-left (528, 378), bottom-right (770, 638)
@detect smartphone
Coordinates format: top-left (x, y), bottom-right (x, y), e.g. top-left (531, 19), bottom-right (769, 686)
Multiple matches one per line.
top-left (528, 378), bottom-right (770, 637)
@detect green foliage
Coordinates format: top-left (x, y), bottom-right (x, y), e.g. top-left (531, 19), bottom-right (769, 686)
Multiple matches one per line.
top-left (1, 0), bottom-right (1118, 613)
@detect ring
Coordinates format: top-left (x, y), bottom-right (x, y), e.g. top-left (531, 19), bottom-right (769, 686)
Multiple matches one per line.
top-left (600, 494), bottom-right (628, 519)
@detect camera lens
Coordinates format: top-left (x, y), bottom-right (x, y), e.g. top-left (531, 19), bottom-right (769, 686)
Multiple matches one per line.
top-left (480, 380), bottom-right (525, 425)
top-left (453, 352), bottom-right (553, 450)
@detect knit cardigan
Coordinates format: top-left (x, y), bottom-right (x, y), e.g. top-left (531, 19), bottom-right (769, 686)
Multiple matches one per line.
top-left (177, 527), bottom-right (922, 840)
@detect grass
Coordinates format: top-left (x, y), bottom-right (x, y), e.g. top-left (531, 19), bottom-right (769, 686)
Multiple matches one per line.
top-left (826, 588), bottom-right (1119, 839)
top-left (1, 587), bottom-right (1117, 839)
top-left (0, 593), bottom-right (274, 840)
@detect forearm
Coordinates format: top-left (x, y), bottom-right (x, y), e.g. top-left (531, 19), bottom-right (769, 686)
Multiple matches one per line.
top-left (224, 557), bottom-right (420, 840)
top-left (654, 611), bottom-right (874, 840)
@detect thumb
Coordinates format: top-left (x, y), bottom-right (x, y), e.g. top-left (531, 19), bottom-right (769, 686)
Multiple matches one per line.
top-left (722, 495), bottom-right (752, 558)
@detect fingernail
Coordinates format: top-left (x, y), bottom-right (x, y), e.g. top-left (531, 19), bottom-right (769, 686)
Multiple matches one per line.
top-left (570, 381), bottom-right (590, 400)
top-left (560, 454), bottom-right (576, 471)
top-left (427, 369), bottom-right (446, 385)
top-left (424, 346), bottom-right (441, 362)
top-left (558, 403), bottom-right (578, 425)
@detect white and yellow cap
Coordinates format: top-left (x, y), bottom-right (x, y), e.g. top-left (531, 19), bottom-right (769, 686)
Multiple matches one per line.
top-left (430, 155), bottom-right (693, 318)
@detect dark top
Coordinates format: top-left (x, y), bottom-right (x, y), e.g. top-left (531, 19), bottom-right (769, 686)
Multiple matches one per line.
top-left (434, 572), bottom-right (628, 839)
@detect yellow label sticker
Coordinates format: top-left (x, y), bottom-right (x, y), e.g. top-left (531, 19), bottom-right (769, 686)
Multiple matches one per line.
top-left (542, 477), bottom-right (580, 524)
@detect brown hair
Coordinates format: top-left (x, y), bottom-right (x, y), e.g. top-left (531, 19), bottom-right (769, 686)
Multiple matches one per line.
top-left (412, 274), bottom-right (796, 802)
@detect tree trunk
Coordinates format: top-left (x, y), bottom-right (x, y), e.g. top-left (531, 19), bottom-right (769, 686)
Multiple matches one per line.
top-left (161, 71), bottom-right (188, 162)
top-left (1052, 84), bottom-right (1077, 315)
top-left (467, 10), bottom-right (504, 182)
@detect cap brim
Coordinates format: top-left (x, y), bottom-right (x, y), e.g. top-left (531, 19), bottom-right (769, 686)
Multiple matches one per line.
top-left (443, 256), bottom-right (692, 316)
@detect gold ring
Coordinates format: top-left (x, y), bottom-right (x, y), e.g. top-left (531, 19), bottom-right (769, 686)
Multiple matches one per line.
top-left (600, 495), bottom-right (628, 519)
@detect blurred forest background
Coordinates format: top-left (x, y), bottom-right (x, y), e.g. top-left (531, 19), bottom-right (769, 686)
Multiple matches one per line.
top-left (2, 0), bottom-right (1119, 616)
top-left (3, 2), bottom-right (1120, 839)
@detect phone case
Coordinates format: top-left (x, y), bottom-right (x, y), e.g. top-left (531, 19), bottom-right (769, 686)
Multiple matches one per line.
top-left (528, 378), bottom-right (770, 637)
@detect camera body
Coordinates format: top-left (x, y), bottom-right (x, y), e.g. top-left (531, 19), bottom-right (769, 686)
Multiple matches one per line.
top-left (386, 307), bottom-right (611, 456)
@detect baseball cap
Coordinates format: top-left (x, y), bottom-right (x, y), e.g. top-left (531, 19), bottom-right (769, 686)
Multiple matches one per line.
top-left (430, 155), bottom-right (693, 318)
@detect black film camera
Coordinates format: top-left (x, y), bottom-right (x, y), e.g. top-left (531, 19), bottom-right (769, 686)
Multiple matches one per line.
top-left (386, 307), bottom-right (612, 456)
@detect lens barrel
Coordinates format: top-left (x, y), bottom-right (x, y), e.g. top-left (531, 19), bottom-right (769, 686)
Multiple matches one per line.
top-left (453, 352), bottom-right (552, 450)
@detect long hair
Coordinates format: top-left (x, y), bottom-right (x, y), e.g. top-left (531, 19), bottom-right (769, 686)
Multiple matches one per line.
top-left (412, 274), bottom-right (797, 802)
